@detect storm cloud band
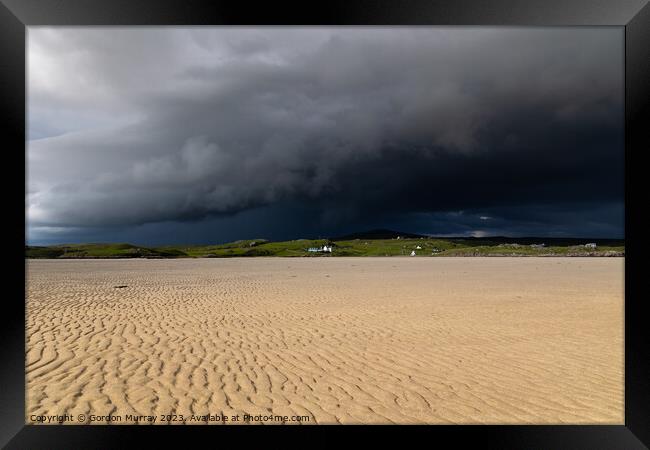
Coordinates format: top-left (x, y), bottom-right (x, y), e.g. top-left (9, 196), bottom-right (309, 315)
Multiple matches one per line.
top-left (27, 27), bottom-right (624, 244)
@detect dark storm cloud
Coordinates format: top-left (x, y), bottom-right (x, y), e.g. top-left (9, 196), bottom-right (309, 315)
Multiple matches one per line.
top-left (27, 27), bottom-right (623, 242)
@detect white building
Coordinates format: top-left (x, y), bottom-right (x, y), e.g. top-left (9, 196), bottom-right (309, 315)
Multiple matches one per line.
top-left (585, 243), bottom-right (597, 249)
top-left (307, 245), bottom-right (333, 253)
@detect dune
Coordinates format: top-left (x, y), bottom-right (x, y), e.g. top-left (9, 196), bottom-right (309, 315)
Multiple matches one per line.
top-left (26, 257), bottom-right (623, 424)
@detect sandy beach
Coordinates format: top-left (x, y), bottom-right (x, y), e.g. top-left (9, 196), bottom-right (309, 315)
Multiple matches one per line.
top-left (26, 257), bottom-right (624, 424)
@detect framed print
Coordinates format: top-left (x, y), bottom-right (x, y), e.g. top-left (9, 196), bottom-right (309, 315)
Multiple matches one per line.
top-left (2, 0), bottom-right (648, 448)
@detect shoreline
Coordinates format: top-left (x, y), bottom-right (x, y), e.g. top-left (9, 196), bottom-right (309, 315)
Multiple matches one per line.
top-left (25, 254), bottom-right (625, 259)
top-left (25, 251), bottom-right (625, 260)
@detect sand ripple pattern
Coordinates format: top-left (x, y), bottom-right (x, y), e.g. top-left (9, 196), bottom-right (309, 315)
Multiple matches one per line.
top-left (26, 258), bottom-right (624, 424)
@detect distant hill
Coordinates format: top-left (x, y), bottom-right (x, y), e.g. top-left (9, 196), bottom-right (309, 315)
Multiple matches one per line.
top-left (330, 230), bottom-right (623, 247)
top-left (330, 229), bottom-right (426, 241)
top-left (441, 236), bottom-right (625, 247)
top-left (26, 233), bottom-right (624, 258)
top-left (25, 243), bottom-right (187, 259)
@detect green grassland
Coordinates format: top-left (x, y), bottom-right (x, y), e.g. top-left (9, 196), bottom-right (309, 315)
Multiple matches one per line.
top-left (25, 238), bottom-right (625, 259)
top-left (25, 243), bottom-right (186, 259)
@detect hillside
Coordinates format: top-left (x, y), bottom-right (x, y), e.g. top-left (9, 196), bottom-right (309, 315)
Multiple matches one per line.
top-left (26, 233), bottom-right (625, 259)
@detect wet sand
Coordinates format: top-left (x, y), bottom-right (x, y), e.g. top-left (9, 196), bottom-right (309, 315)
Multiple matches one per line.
top-left (26, 257), bottom-right (624, 424)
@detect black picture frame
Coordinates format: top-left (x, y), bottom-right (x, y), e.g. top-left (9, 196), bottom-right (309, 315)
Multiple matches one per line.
top-left (2, 0), bottom-right (648, 448)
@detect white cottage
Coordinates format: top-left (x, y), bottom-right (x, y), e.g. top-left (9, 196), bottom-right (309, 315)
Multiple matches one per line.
top-left (308, 245), bottom-right (333, 253)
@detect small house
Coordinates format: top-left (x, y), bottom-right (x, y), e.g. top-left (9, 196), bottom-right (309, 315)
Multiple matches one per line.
top-left (307, 245), bottom-right (333, 253)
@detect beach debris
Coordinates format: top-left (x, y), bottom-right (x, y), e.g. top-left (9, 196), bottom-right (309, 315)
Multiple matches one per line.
top-left (416, 245), bottom-right (422, 249)
top-left (113, 285), bottom-right (128, 289)
top-left (410, 250), bottom-right (416, 256)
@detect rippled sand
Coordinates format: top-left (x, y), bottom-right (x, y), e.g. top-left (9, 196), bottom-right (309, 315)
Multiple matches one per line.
top-left (26, 257), bottom-right (624, 424)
